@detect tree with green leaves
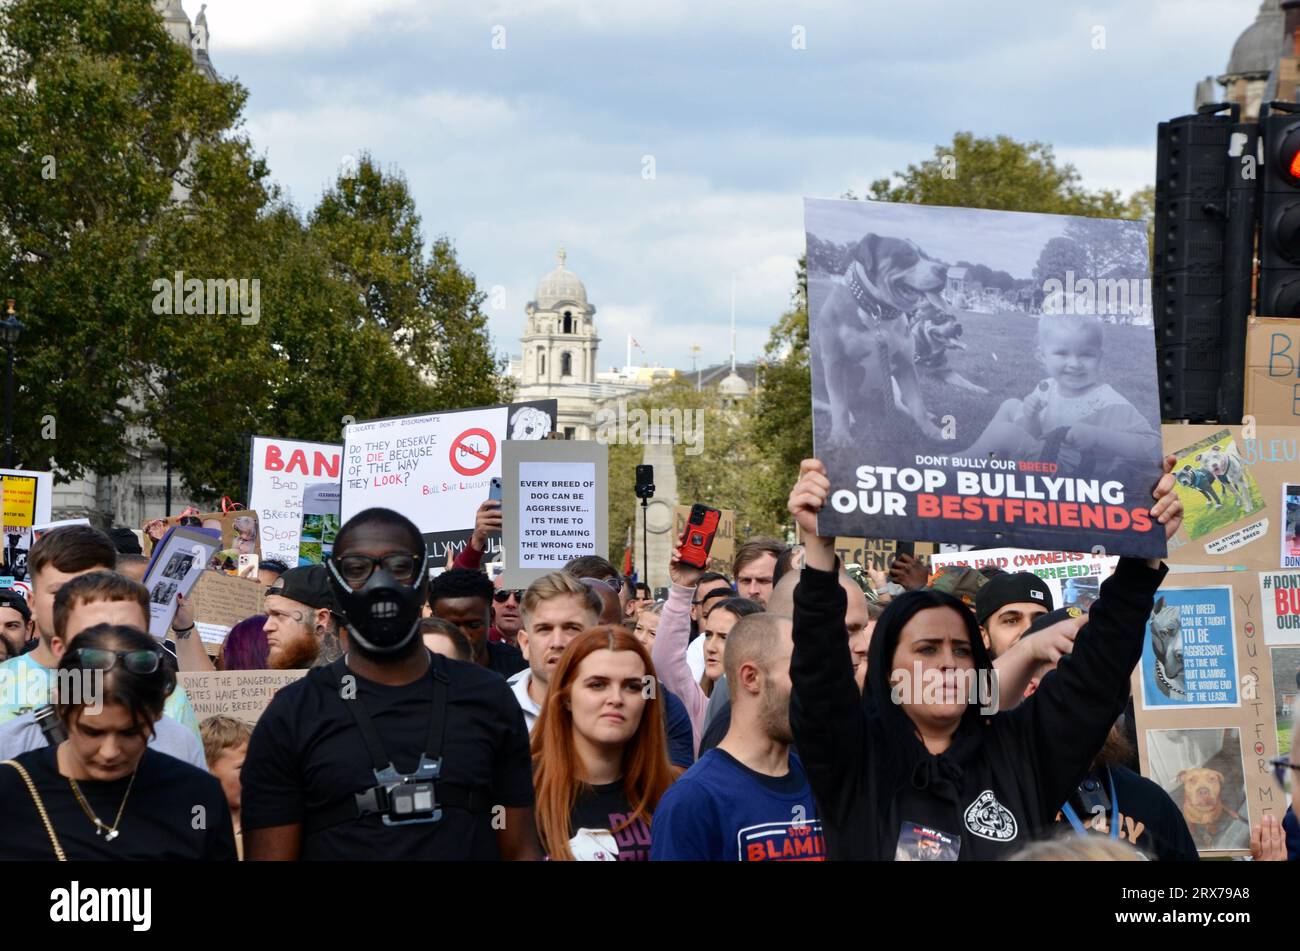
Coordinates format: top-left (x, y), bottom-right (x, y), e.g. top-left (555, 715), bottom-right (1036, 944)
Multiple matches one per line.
top-left (1, 1), bottom-right (511, 502)
top-left (0, 0), bottom-right (260, 482)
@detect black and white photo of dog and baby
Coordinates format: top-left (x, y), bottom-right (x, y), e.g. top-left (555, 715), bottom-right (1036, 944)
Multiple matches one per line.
top-left (804, 197), bottom-right (1164, 549)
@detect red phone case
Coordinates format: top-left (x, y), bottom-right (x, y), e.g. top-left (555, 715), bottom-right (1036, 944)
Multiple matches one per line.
top-left (679, 506), bottom-right (721, 569)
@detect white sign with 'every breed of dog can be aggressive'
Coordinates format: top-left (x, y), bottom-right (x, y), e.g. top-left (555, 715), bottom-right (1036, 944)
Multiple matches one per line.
top-left (804, 197), bottom-right (1166, 559)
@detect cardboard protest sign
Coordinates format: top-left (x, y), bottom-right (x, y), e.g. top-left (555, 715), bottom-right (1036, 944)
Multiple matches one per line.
top-left (500, 440), bottom-right (607, 589)
top-left (805, 197), bottom-right (1164, 558)
top-left (340, 401), bottom-right (557, 561)
top-left (178, 669), bottom-right (306, 726)
top-left (142, 526), bottom-right (221, 637)
top-left (186, 570), bottom-right (266, 646)
top-left (929, 546), bottom-right (1117, 613)
top-left (247, 436), bottom-right (342, 566)
top-left (673, 506), bottom-right (735, 576)
top-left (1244, 317), bottom-right (1300, 426)
top-left (1163, 423), bottom-right (1299, 573)
top-left (1131, 569), bottom-right (1283, 857)
top-left (298, 482), bottom-right (341, 566)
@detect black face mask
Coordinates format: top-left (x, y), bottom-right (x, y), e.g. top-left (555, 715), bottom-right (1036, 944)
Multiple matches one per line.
top-left (327, 555), bottom-right (427, 656)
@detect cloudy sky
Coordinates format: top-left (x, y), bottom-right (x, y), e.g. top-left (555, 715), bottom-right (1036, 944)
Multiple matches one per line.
top-left (194, 0), bottom-right (1256, 372)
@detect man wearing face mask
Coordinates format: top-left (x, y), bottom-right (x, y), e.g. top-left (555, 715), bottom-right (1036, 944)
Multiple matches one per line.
top-left (240, 508), bottom-right (541, 860)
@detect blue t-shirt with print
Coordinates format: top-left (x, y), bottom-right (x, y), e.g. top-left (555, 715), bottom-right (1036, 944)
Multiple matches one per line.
top-left (650, 749), bottom-right (825, 861)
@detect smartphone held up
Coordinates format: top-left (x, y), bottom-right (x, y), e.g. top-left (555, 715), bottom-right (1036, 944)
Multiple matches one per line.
top-left (678, 503), bottom-right (721, 570)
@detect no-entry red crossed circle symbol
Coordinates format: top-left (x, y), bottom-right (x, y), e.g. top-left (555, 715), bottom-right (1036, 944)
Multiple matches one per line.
top-left (450, 428), bottom-right (496, 476)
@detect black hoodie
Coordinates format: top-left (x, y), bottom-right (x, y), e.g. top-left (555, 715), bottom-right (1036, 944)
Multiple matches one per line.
top-left (790, 555), bottom-right (1166, 860)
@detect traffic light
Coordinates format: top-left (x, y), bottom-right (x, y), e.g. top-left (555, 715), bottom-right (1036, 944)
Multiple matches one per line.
top-left (1153, 106), bottom-right (1232, 421)
top-left (1258, 102), bottom-right (1300, 317)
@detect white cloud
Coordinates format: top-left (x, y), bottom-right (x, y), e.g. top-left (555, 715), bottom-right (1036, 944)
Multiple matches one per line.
top-left (196, 0), bottom-right (432, 52)
top-left (1056, 146), bottom-right (1157, 198)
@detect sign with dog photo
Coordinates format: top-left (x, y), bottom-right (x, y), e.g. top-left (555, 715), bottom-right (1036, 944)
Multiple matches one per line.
top-left (1131, 569), bottom-right (1284, 856)
top-left (1161, 423), bottom-right (1297, 573)
top-left (1167, 429), bottom-right (1265, 542)
top-left (1139, 585), bottom-right (1239, 710)
top-left (804, 198), bottom-right (1164, 558)
top-left (1145, 727), bottom-right (1252, 854)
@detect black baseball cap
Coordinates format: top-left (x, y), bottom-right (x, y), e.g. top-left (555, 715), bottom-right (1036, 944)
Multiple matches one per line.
top-left (975, 571), bottom-right (1053, 626)
top-left (0, 589), bottom-right (30, 622)
top-left (1022, 606), bottom-right (1086, 637)
top-left (266, 565), bottom-right (338, 613)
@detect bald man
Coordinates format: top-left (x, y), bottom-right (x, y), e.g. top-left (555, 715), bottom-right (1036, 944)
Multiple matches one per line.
top-left (697, 567), bottom-right (871, 756)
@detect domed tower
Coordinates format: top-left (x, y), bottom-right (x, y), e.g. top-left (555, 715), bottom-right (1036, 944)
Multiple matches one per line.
top-left (1196, 0), bottom-right (1283, 119)
top-left (522, 248), bottom-right (599, 386)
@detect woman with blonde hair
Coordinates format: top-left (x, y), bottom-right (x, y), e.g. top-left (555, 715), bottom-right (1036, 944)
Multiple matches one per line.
top-left (532, 625), bottom-right (677, 860)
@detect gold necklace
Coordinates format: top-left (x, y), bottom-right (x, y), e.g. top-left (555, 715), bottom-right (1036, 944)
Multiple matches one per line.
top-left (67, 771), bottom-right (136, 842)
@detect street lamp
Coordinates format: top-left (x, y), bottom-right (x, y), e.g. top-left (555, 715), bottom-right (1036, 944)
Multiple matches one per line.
top-left (1, 301), bottom-right (26, 468)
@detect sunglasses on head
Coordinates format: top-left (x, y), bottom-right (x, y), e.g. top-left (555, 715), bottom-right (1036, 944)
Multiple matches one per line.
top-left (594, 576), bottom-right (624, 594)
top-left (178, 516), bottom-right (202, 527)
top-left (73, 647), bottom-right (162, 675)
top-left (493, 589), bottom-right (523, 604)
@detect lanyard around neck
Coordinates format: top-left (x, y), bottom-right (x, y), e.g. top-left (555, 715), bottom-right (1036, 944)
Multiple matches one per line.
top-left (1060, 767), bottom-right (1119, 840)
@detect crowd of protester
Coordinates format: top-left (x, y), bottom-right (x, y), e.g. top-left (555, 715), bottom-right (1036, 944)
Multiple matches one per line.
top-left (0, 454), bottom-right (1293, 862)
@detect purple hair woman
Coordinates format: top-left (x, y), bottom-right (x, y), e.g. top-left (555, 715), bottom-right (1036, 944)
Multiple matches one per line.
top-left (221, 614), bottom-right (269, 670)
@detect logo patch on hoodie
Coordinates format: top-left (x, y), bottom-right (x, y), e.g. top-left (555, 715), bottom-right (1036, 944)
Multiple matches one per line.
top-left (963, 789), bottom-right (1018, 842)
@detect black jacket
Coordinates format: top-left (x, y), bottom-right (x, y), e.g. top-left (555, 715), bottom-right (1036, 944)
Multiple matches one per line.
top-left (790, 556), bottom-right (1166, 860)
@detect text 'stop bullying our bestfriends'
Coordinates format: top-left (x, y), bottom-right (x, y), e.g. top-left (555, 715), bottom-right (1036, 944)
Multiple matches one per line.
top-left (804, 197), bottom-right (1165, 559)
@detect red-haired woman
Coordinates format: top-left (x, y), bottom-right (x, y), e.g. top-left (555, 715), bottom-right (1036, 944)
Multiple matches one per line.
top-left (532, 625), bottom-right (677, 860)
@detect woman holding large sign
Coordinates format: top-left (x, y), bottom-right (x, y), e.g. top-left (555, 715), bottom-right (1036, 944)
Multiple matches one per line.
top-left (786, 455), bottom-right (1182, 860)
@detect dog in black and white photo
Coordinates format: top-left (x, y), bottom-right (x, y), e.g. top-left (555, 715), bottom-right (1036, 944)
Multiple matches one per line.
top-left (909, 302), bottom-right (987, 394)
top-left (814, 233), bottom-right (954, 444)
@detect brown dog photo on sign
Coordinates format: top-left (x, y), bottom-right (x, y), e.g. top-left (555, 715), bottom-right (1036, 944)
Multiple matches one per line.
top-left (1146, 727), bottom-right (1250, 853)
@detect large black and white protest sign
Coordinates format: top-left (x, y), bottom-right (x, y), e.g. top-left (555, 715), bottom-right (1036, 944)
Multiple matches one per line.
top-left (805, 197), bottom-right (1165, 557)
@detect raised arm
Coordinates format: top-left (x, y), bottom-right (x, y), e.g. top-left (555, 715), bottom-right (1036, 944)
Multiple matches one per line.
top-left (1009, 456), bottom-right (1181, 814)
top-left (170, 593), bottom-right (215, 673)
top-left (787, 459), bottom-right (867, 826)
top-left (651, 550), bottom-right (709, 745)
top-left (991, 614), bottom-right (1084, 710)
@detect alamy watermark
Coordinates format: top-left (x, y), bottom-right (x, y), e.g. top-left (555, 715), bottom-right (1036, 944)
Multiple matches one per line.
top-left (1040, 271), bottom-right (1151, 319)
top-left (0, 666), bottom-right (104, 714)
top-left (151, 271), bottom-right (260, 325)
top-left (889, 663), bottom-right (1000, 715)
top-left (593, 400), bottom-right (704, 456)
